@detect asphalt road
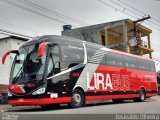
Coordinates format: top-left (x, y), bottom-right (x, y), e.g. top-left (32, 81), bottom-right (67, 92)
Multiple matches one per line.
top-left (1, 96), bottom-right (160, 114)
top-left (0, 96), bottom-right (160, 120)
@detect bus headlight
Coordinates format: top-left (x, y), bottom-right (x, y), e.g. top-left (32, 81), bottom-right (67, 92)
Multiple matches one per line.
top-left (8, 91), bottom-right (12, 97)
top-left (32, 87), bottom-right (46, 95)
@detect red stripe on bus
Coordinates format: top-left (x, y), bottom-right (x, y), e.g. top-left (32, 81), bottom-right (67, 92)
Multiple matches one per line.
top-left (86, 94), bottom-right (139, 101)
top-left (8, 97), bottom-right (71, 106)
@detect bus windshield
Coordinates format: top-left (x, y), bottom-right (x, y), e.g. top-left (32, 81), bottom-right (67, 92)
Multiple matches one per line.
top-left (10, 44), bottom-right (48, 84)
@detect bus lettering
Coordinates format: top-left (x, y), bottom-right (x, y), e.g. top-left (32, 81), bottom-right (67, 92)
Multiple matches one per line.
top-left (87, 72), bottom-right (130, 91)
top-left (87, 72), bottom-right (113, 90)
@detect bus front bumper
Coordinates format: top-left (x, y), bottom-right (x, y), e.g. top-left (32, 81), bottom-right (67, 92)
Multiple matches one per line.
top-left (8, 97), bottom-right (71, 106)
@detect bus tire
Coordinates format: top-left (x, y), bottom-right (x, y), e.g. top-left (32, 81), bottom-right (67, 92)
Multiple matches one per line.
top-left (112, 99), bottom-right (124, 103)
top-left (70, 89), bottom-right (85, 108)
top-left (134, 89), bottom-right (146, 102)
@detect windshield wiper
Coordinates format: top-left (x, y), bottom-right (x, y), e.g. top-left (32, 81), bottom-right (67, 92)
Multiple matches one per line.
top-left (12, 67), bottom-right (23, 84)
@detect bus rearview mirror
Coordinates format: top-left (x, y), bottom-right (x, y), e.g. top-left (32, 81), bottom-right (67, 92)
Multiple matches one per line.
top-left (2, 50), bottom-right (19, 64)
top-left (38, 42), bottom-right (49, 58)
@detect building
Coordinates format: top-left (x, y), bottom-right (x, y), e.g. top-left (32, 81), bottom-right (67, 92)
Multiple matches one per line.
top-left (62, 19), bottom-right (154, 58)
top-left (0, 35), bottom-right (28, 103)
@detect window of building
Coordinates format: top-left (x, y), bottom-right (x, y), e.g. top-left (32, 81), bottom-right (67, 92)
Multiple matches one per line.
top-left (101, 35), bottom-right (105, 46)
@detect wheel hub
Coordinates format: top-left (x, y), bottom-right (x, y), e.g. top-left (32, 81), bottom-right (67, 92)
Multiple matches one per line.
top-left (72, 93), bottom-right (81, 104)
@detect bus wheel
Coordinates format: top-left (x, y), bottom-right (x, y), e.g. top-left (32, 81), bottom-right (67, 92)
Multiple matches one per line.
top-left (134, 89), bottom-right (146, 102)
top-left (112, 99), bottom-right (124, 103)
top-left (70, 89), bottom-right (84, 108)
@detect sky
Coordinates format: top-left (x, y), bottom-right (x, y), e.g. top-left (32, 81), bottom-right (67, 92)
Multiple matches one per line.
top-left (0, 0), bottom-right (160, 70)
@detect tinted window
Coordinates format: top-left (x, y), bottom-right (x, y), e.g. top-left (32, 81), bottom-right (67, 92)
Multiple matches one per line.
top-left (47, 56), bottom-right (54, 77)
top-left (50, 45), bottom-right (60, 74)
top-left (86, 44), bottom-right (105, 64)
top-left (123, 56), bottom-right (137, 69)
top-left (61, 44), bottom-right (84, 71)
top-left (106, 52), bottom-right (123, 67)
top-left (137, 59), bottom-right (150, 70)
top-left (149, 61), bottom-right (156, 71)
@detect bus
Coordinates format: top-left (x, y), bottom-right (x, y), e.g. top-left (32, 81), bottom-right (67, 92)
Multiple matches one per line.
top-left (2, 35), bottom-right (158, 109)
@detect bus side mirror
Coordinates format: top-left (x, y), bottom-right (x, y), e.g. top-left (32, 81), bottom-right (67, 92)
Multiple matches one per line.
top-left (38, 42), bottom-right (49, 58)
top-left (2, 50), bottom-right (19, 64)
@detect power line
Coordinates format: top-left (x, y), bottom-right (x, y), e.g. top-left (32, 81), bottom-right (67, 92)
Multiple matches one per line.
top-left (108, 0), bottom-right (160, 30)
top-left (97, 0), bottom-right (137, 19)
top-left (143, 54), bottom-right (160, 63)
top-left (97, 0), bottom-right (160, 39)
top-left (118, 0), bottom-right (160, 26)
top-left (2, 0), bottom-right (160, 55)
top-left (97, 0), bottom-right (160, 60)
top-left (118, 0), bottom-right (146, 15)
top-left (145, 21), bottom-right (160, 31)
top-left (1, 0), bottom-right (77, 27)
top-left (109, 0), bottom-right (143, 17)
top-left (0, 2), bottom-right (47, 35)
top-left (0, 19), bottom-right (45, 34)
top-left (0, 28), bottom-right (33, 38)
top-left (16, 0), bottom-right (89, 26)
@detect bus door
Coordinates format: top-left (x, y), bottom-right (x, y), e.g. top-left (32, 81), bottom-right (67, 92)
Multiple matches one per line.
top-left (47, 45), bottom-right (62, 95)
top-left (59, 43), bottom-right (85, 95)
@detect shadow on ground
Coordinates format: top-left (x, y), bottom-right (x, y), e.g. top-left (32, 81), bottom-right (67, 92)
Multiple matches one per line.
top-left (7, 99), bottom-right (152, 112)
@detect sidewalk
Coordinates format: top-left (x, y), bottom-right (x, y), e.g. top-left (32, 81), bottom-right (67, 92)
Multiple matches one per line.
top-left (150, 95), bottom-right (160, 101)
top-left (0, 104), bottom-right (40, 112)
top-left (0, 104), bottom-right (11, 112)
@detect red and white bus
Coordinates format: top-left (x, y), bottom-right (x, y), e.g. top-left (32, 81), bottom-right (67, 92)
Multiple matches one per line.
top-left (2, 35), bottom-right (158, 108)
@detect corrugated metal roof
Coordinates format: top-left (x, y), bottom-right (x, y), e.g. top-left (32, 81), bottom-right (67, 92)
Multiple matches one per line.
top-left (0, 35), bottom-right (29, 41)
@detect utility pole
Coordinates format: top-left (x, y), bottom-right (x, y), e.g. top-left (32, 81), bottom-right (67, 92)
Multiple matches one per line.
top-left (133, 15), bottom-right (151, 37)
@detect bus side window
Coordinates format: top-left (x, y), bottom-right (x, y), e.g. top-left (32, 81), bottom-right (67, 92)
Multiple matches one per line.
top-left (137, 59), bottom-right (150, 70)
top-left (61, 44), bottom-right (84, 71)
top-left (149, 61), bottom-right (156, 71)
top-left (47, 56), bottom-right (54, 77)
top-left (123, 56), bottom-right (137, 69)
top-left (85, 44), bottom-right (100, 64)
top-left (106, 52), bottom-right (123, 67)
top-left (51, 45), bottom-right (60, 74)
top-left (143, 60), bottom-right (150, 70)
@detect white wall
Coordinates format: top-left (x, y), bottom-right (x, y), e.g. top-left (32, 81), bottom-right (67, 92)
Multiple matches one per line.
top-left (0, 38), bottom-right (26, 85)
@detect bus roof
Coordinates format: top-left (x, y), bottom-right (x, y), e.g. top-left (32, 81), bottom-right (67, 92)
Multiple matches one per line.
top-left (110, 49), bottom-right (153, 62)
top-left (23, 35), bottom-right (153, 62)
